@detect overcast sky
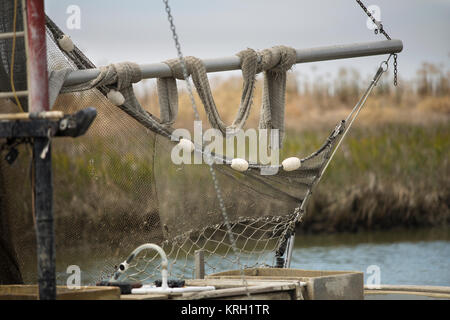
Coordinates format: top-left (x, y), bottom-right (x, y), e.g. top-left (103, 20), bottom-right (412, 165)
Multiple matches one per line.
top-left (45, 0), bottom-right (450, 82)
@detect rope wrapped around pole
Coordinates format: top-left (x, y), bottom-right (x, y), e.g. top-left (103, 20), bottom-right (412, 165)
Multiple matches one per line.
top-left (157, 46), bottom-right (296, 145)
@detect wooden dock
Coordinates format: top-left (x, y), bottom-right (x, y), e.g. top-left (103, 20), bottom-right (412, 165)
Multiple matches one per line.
top-left (2, 269), bottom-right (449, 300)
top-left (121, 268), bottom-right (364, 300)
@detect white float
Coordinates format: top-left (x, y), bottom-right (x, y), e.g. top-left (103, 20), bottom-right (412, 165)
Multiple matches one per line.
top-left (58, 34), bottom-right (75, 52)
top-left (177, 138), bottom-right (195, 153)
top-left (231, 158), bottom-right (249, 172)
top-left (107, 89), bottom-right (125, 106)
top-left (282, 157), bottom-right (301, 171)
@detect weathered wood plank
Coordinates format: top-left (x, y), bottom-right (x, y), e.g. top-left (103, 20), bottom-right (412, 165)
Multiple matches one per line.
top-left (120, 293), bottom-right (169, 300)
top-left (207, 268), bottom-right (364, 300)
top-left (219, 291), bottom-right (294, 300)
top-left (180, 284), bottom-right (297, 300)
top-left (208, 268), bottom-right (359, 278)
top-left (0, 285), bottom-right (120, 300)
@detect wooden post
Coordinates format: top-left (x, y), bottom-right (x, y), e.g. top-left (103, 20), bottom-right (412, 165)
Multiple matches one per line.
top-left (195, 250), bottom-right (205, 279)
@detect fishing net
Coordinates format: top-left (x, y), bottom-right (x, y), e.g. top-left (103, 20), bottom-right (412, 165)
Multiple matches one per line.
top-left (0, 5), bottom-right (344, 285)
top-left (0, 0), bottom-right (28, 285)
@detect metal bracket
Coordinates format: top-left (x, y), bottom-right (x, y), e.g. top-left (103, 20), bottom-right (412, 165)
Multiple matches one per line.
top-left (55, 107), bottom-right (97, 138)
top-left (0, 107), bottom-right (97, 139)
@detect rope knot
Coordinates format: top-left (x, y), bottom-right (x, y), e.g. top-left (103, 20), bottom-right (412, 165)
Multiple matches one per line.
top-left (98, 62), bottom-right (142, 90)
top-left (257, 45), bottom-right (296, 74)
top-left (236, 48), bottom-right (259, 79)
top-left (114, 62), bottom-right (142, 90)
top-left (164, 56), bottom-right (200, 80)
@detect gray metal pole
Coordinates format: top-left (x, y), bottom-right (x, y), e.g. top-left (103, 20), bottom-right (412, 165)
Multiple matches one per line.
top-left (63, 39), bottom-right (403, 86)
top-left (284, 234), bottom-right (296, 269)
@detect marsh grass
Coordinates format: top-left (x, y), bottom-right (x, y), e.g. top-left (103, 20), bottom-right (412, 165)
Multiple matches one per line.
top-left (51, 122), bottom-right (449, 234)
top-left (47, 63), bottom-right (450, 233)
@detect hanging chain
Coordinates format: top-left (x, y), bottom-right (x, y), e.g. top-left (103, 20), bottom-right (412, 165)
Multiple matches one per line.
top-left (161, 0), bottom-right (232, 250)
top-left (162, 0), bottom-right (200, 121)
top-left (355, 0), bottom-right (391, 40)
top-left (161, 0), bottom-right (250, 292)
top-left (356, 0), bottom-right (398, 86)
top-left (393, 54), bottom-right (398, 86)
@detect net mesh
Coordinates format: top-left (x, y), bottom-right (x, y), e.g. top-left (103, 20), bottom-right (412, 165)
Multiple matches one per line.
top-left (0, 5), bottom-right (342, 285)
top-left (0, 0), bottom-right (27, 111)
top-left (0, 0), bottom-right (28, 284)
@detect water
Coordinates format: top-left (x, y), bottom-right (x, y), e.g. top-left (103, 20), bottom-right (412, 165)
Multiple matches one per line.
top-left (46, 227), bottom-right (449, 287)
top-left (290, 228), bottom-right (450, 287)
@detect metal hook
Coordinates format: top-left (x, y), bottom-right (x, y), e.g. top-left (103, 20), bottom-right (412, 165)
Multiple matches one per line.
top-left (380, 60), bottom-right (389, 72)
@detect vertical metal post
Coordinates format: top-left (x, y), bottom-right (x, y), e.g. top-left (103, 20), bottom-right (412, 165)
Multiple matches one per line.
top-left (194, 250), bottom-right (205, 279)
top-left (26, 0), bottom-right (49, 112)
top-left (284, 234), bottom-right (295, 269)
top-left (26, 0), bottom-right (55, 300)
top-left (33, 138), bottom-right (55, 300)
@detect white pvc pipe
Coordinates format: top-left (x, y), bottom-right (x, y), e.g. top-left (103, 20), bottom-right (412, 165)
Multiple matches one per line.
top-left (63, 39), bottom-right (403, 86)
top-left (113, 243), bottom-right (169, 289)
top-left (132, 284), bottom-right (216, 295)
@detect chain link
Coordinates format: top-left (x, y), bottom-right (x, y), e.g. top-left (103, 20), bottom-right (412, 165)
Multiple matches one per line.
top-left (161, 0), bottom-right (250, 292)
top-left (393, 54), bottom-right (398, 86)
top-left (355, 0), bottom-right (391, 40)
top-left (162, 0), bottom-right (201, 121)
top-left (356, 0), bottom-right (398, 86)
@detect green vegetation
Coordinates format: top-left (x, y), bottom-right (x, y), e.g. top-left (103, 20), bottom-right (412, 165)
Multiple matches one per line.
top-left (31, 62), bottom-right (450, 234)
top-left (50, 121), bottom-right (449, 235)
top-left (290, 123), bottom-right (449, 233)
